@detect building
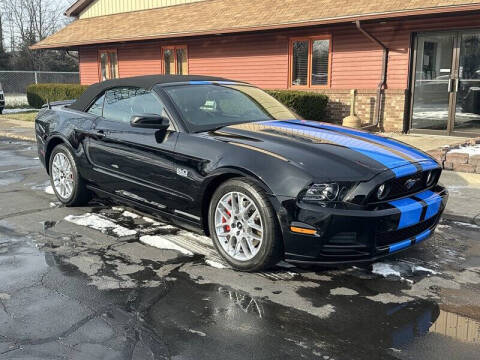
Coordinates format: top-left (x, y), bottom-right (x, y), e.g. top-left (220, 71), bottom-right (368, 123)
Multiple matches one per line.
top-left (32, 0), bottom-right (480, 136)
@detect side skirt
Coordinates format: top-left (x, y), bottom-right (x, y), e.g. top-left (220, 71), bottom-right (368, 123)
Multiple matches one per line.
top-left (86, 185), bottom-right (206, 235)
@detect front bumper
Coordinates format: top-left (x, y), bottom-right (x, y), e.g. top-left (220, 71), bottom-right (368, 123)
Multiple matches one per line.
top-left (280, 185), bottom-right (448, 265)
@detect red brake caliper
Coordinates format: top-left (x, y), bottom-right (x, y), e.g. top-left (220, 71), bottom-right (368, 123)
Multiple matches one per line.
top-left (223, 209), bottom-right (231, 232)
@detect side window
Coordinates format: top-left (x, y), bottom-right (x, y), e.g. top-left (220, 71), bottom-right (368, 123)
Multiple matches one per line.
top-left (103, 87), bottom-right (171, 127)
top-left (87, 94), bottom-right (105, 116)
top-left (103, 87), bottom-right (139, 123)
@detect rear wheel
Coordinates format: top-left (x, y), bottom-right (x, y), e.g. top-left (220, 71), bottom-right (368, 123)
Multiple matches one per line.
top-left (49, 144), bottom-right (90, 206)
top-left (208, 178), bottom-right (283, 271)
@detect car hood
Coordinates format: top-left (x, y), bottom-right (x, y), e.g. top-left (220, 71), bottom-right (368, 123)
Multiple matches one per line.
top-left (209, 119), bottom-right (439, 181)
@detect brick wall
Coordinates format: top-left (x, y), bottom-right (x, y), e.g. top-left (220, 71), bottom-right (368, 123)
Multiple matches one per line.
top-left (309, 89), bottom-right (407, 132)
top-left (428, 138), bottom-right (480, 174)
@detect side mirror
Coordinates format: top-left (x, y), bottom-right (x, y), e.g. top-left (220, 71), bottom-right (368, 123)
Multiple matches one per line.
top-left (130, 114), bottom-right (170, 130)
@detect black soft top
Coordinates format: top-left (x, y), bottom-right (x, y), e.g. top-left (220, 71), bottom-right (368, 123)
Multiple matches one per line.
top-left (69, 74), bottom-right (236, 112)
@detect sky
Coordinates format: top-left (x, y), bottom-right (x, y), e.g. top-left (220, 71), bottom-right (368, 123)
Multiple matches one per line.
top-left (1, 0), bottom-right (77, 50)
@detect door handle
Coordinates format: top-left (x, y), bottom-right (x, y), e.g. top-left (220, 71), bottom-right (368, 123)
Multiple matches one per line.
top-left (95, 130), bottom-right (106, 139)
top-left (448, 78), bottom-right (460, 93)
top-left (454, 78), bottom-right (459, 93)
top-left (75, 129), bottom-right (107, 140)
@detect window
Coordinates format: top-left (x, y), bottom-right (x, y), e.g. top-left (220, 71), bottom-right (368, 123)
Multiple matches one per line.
top-left (290, 37), bottom-right (331, 88)
top-left (162, 46), bottom-right (188, 75)
top-left (99, 50), bottom-right (118, 81)
top-left (103, 87), bottom-right (166, 123)
top-left (87, 94), bottom-right (105, 116)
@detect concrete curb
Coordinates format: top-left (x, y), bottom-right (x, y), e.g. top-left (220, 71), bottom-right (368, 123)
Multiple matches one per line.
top-left (442, 211), bottom-right (480, 226)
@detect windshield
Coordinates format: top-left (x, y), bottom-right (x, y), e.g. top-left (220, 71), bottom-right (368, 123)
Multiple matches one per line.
top-left (161, 83), bottom-right (298, 132)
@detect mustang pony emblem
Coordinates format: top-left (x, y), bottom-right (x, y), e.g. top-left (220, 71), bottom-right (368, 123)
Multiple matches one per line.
top-left (404, 178), bottom-right (418, 190)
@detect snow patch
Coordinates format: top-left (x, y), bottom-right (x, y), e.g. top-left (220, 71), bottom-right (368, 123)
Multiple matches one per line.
top-left (65, 213), bottom-right (137, 237)
top-left (372, 263), bottom-right (401, 278)
top-left (187, 329), bottom-right (206, 337)
top-left (122, 210), bottom-right (139, 219)
top-left (45, 185), bottom-right (54, 195)
top-left (449, 144), bottom-right (480, 156)
top-left (453, 221), bottom-right (480, 229)
top-left (412, 265), bottom-right (439, 275)
top-left (372, 261), bottom-right (439, 279)
top-left (2, 108), bottom-right (35, 114)
top-left (140, 235), bottom-right (194, 256)
top-left (205, 259), bottom-right (227, 269)
top-left (142, 216), bottom-right (161, 226)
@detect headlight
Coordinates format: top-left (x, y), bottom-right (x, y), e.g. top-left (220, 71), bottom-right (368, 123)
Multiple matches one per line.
top-left (426, 170), bottom-right (436, 187)
top-left (302, 183), bottom-right (353, 202)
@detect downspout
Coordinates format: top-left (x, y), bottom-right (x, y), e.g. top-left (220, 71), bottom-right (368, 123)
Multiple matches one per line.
top-left (355, 20), bottom-right (389, 130)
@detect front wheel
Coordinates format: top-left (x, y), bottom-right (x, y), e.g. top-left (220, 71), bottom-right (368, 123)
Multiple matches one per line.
top-left (208, 178), bottom-right (283, 271)
top-left (49, 144), bottom-right (90, 206)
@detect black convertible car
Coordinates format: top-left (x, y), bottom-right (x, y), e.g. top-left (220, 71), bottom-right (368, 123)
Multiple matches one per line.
top-left (35, 75), bottom-right (448, 271)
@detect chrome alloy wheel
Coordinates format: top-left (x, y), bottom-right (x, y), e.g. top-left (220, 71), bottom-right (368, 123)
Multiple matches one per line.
top-left (214, 191), bottom-right (264, 261)
top-left (51, 153), bottom-right (74, 199)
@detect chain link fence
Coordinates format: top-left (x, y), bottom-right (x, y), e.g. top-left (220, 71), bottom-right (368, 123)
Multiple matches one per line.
top-left (0, 71), bottom-right (80, 107)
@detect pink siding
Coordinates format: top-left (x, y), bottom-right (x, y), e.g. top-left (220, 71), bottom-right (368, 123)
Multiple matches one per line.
top-left (118, 44), bottom-right (163, 78)
top-left (79, 47), bottom-right (99, 85)
top-left (187, 33), bottom-right (289, 89)
top-left (77, 12), bottom-right (480, 89)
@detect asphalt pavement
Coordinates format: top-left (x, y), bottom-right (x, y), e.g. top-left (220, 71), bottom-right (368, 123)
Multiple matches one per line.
top-left (1, 137), bottom-right (480, 360)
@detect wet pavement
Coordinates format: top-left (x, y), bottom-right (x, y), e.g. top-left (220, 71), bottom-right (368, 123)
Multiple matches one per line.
top-left (1, 137), bottom-right (480, 360)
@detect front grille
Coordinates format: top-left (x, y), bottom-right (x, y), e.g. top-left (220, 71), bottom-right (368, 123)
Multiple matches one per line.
top-left (375, 216), bottom-right (438, 248)
top-left (369, 169), bottom-right (441, 204)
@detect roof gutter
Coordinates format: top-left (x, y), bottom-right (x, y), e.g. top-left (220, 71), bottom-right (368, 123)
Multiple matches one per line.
top-left (355, 20), bottom-right (389, 130)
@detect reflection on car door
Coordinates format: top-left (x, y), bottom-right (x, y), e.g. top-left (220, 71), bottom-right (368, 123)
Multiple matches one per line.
top-left (85, 87), bottom-right (188, 212)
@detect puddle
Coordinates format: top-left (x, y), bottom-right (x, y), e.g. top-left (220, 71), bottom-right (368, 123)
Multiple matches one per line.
top-left (0, 172), bottom-right (24, 186)
top-left (430, 308), bottom-right (480, 344)
top-left (3, 214), bottom-right (480, 359)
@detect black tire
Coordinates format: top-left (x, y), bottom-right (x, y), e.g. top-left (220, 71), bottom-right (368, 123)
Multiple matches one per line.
top-left (208, 178), bottom-right (283, 271)
top-left (48, 144), bottom-right (91, 206)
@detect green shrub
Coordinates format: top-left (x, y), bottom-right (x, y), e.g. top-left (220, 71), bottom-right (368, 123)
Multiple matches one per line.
top-left (266, 90), bottom-right (328, 122)
top-left (27, 83), bottom-right (88, 109)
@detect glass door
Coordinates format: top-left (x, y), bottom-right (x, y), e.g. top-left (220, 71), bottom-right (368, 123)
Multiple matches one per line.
top-left (454, 32), bottom-right (480, 133)
top-left (411, 30), bottom-right (480, 135)
top-left (411, 33), bottom-right (455, 131)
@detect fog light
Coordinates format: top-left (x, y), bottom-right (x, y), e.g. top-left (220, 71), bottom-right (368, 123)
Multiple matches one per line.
top-left (377, 183), bottom-right (390, 200)
top-left (426, 171), bottom-right (436, 186)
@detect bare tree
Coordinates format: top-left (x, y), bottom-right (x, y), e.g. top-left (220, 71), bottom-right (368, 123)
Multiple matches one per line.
top-left (0, 0), bottom-right (73, 70)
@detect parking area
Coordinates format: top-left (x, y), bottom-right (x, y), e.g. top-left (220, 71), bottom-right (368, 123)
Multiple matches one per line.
top-left (1, 137), bottom-right (480, 360)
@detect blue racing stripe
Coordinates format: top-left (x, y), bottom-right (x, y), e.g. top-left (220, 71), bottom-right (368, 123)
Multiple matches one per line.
top-left (389, 197), bottom-right (423, 229)
top-left (414, 190), bottom-right (442, 220)
top-left (189, 81), bottom-right (240, 85)
top-left (290, 120), bottom-right (439, 171)
top-left (261, 121), bottom-right (418, 177)
top-left (415, 229), bottom-right (431, 243)
top-left (189, 81), bottom-right (213, 85)
top-left (389, 239), bottom-right (412, 253)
